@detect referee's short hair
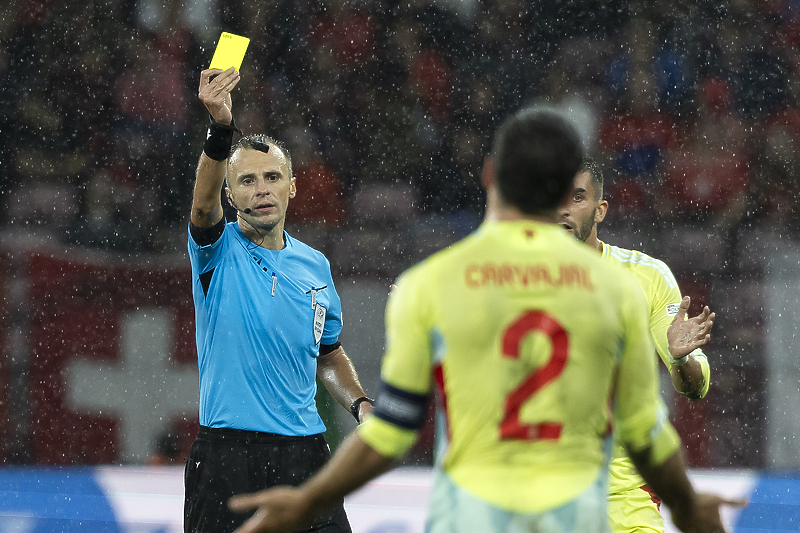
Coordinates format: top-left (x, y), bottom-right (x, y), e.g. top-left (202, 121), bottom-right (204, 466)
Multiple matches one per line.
top-left (226, 134), bottom-right (294, 187)
top-left (492, 108), bottom-right (583, 214)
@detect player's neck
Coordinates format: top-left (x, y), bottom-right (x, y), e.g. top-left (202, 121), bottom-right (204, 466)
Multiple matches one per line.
top-left (491, 211), bottom-right (556, 224)
top-left (584, 228), bottom-right (603, 253)
top-left (484, 188), bottom-right (557, 225)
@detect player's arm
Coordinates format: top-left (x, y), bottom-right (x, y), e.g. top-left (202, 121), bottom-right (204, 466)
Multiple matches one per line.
top-left (627, 447), bottom-right (745, 533)
top-left (191, 67), bottom-right (240, 229)
top-left (614, 279), bottom-right (742, 532)
top-left (648, 267), bottom-right (711, 400)
top-left (666, 295), bottom-right (714, 400)
top-left (316, 344), bottom-right (373, 422)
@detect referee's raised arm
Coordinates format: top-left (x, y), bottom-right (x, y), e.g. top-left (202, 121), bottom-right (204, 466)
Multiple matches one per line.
top-left (192, 67), bottom-right (240, 229)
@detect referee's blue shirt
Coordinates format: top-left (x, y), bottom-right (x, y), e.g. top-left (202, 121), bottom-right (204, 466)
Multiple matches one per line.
top-left (188, 222), bottom-right (342, 436)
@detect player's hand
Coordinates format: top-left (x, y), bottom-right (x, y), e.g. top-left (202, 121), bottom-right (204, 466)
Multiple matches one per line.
top-left (198, 67), bottom-right (239, 125)
top-left (229, 486), bottom-right (315, 533)
top-left (670, 492), bottom-right (747, 533)
top-left (667, 296), bottom-right (715, 359)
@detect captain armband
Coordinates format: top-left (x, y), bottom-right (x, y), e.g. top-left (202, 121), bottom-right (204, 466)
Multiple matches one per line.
top-left (672, 348), bottom-right (704, 367)
top-left (203, 117), bottom-right (240, 161)
top-left (373, 381), bottom-right (429, 430)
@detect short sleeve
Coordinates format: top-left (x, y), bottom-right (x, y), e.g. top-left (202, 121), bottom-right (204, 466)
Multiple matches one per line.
top-left (648, 260), bottom-right (711, 399)
top-left (187, 221), bottom-right (229, 275)
top-left (647, 260), bottom-right (683, 369)
top-left (378, 266), bottom-right (435, 395)
top-left (320, 258), bottom-right (343, 345)
top-left (358, 265), bottom-right (434, 458)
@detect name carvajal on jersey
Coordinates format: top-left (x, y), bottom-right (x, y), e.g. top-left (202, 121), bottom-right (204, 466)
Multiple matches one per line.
top-left (465, 262), bottom-right (595, 291)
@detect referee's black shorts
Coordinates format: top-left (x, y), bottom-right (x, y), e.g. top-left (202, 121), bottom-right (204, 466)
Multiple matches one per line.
top-left (184, 426), bottom-right (352, 533)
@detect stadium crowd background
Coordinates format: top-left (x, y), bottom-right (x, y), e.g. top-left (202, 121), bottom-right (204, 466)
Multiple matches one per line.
top-left (1, 0), bottom-right (797, 468)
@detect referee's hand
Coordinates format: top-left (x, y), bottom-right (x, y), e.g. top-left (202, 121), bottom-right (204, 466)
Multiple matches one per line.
top-left (198, 67), bottom-right (239, 125)
top-left (229, 486), bottom-right (313, 533)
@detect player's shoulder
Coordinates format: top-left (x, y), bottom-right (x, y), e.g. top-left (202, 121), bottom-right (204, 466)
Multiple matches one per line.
top-left (601, 241), bottom-right (678, 289)
top-left (399, 236), bottom-right (464, 286)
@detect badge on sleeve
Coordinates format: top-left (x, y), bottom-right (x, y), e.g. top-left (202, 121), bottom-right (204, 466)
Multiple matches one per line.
top-left (313, 304), bottom-right (326, 345)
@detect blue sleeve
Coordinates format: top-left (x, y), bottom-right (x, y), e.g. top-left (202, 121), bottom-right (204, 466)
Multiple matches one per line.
top-left (321, 258), bottom-right (342, 345)
top-left (187, 222), bottom-right (228, 275)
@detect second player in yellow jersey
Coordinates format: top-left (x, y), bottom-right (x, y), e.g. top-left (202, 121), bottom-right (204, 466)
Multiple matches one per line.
top-left (558, 159), bottom-right (716, 533)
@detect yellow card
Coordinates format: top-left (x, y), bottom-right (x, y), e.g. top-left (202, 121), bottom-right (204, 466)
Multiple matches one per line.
top-left (209, 32), bottom-right (250, 71)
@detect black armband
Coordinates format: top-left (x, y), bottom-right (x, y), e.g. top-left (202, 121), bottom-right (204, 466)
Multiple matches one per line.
top-left (319, 341), bottom-right (341, 356)
top-left (373, 381), bottom-right (429, 430)
top-left (189, 218), bottom-right (225, 246)
top-left (203, 117), bottom-right (240, 161)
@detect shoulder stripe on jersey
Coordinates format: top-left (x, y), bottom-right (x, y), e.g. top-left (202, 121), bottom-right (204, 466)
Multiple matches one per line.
top-left (607, 245), bottom-right (678, 289)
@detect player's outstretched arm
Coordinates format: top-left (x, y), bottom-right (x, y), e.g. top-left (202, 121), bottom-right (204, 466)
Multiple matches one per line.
top-left (317, 345), bottom-right (373, 422)
top-left (191, 67), bottom-right (240, 228)
top-left (628, 448), bottom-right (746, 533)
top-left (229, 432), bottom-right (393, 533)
top-left (667, 296), bottom-right (715, 400)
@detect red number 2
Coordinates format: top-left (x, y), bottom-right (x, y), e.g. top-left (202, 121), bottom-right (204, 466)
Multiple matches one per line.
top-left (500, 311), bottom-right (569, 441)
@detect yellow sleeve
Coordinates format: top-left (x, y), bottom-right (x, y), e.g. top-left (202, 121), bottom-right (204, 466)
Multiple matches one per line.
top-left (647, 263), bottom-right (682, 369)
top-left (613, 276), bottom-right (681, 467)
top-left (357, 416), bottom-right (419, 458)
top-left (648, 266), bottom-right (711, 399)
top-left (358, 265), bottom-right (434, 459)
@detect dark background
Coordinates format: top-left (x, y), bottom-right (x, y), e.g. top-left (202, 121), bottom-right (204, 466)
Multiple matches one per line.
top-left (1, 0), bottom-right (796, 468)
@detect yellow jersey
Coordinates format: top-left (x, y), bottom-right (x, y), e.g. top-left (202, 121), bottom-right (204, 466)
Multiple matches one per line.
top-left (359, 221), bottom-right (680, 513)
top-left (600, 240), bottom-right (710, 496)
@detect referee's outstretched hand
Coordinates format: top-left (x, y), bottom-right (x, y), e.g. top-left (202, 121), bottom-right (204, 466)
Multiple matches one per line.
top-left (229, 486), bottom-right (314, 533)
top-left (198, 67), bottom-right (239, 126)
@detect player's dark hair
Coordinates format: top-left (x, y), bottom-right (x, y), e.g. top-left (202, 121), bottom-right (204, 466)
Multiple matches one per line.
top-left (579, 157), bottom-right (604, 201)
top-left (226, 134), bottom-right (294, 186)
top-left (492, 108), bottom-right (583, 214)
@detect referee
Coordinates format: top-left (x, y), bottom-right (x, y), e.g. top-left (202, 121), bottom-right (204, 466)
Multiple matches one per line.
top-left (183, 66), bottom-right (372, 533)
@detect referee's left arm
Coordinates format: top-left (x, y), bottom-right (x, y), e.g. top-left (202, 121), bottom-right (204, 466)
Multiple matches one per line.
top-left (316, 344), bottom-right (373, 423)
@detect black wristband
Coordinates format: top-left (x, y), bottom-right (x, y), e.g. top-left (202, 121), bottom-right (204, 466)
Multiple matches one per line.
top-left (350, 396), bottom-right (374, 422)
top-left (203, 117), bottom-right (240, 161)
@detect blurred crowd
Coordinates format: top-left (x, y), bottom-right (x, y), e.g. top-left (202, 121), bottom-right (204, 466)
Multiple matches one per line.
top-left (3, 0), bottom-right (799, 247)
top-left (3, 0), bottom-right (797, 467)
